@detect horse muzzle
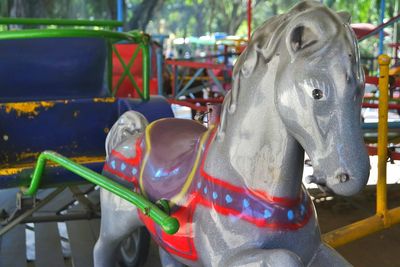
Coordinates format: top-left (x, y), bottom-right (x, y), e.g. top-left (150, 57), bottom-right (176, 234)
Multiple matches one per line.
top-left (307, 168), bottom-right (369, 196)
top-left (326, 172), bottom-right (367, 196)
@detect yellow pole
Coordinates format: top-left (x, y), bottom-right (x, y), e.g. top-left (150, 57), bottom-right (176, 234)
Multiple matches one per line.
top-left (323, 206), bottom-right (400, 248)
top-left (376, 54), bottom-right (391, 225)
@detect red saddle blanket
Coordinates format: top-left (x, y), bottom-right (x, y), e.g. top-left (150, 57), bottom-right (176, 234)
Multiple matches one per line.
top-left (103, 119), bottom-right (313, 262)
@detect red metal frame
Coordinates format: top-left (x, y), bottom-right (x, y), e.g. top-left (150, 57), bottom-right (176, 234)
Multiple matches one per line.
top-left (363, 102), bottom-right (400, 110)
top-left (366, 76), bottom-right (400, 87)
top-left (165, 60), bottom-right (228, 70)
top-left (366, 145), bottom-right (400, 160)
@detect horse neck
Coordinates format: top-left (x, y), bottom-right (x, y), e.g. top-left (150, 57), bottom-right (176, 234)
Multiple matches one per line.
top-left (209, 66), bottom-right (305, 200)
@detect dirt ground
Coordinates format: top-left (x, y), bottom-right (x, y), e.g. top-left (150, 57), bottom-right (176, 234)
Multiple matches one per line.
top-left (316, 184), bottom-right (400, 267)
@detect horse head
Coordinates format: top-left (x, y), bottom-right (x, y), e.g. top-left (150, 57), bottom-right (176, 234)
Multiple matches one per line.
top-left (275, 2), bottom-right (369, 196)
top-left (230, 1), bottom-right (369, 196)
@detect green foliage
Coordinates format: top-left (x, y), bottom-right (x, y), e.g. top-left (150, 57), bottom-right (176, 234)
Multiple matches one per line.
top-left (153, 0), bottom-right (397, 39)
top-left (1, 0), bottom-right (115, 20)
top-left (323, 0), bottom-right (399, 73)
top-left (326, 0), bottom-right (398, 24)
top-left (1, 0), bottom-right (398, 59)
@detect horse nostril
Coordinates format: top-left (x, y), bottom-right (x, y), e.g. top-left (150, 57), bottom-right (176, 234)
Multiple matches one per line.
top-left (336, 173), bottom-right (350, 183)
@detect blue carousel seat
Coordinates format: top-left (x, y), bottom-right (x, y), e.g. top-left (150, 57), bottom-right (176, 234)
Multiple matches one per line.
top-left (0, 36), bottom-right (173, 188)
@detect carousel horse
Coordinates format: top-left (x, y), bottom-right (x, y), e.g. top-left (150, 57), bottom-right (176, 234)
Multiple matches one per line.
top-left (94, 1), bottom-right (370, 266)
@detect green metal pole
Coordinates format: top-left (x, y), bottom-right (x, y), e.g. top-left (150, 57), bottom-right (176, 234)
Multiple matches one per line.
top-left (130, 31), bottom-right (151, 101)
top-left (0, 28), bottom-right (139, 42)
top-left (0, 17), bottom-right (123, 28)
top-left (141, 43), bottom-right (150, 101)
top-left (21, 151), bottom-right (179, 234)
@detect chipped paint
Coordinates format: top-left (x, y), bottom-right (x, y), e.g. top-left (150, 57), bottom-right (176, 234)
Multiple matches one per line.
top-left (68, 155), bottom-right (105, 164)
top-left (0, 167), bottom-right (24, 175)
top-left (0, 155), bottom-right (105, 176)
top-left (1, 98), bottom-right (116, 118)
top-left (16, 152), bottom-right (39, 161)
top-left (93, 97), bottom-right (116, 103)
top-left (3, 101), bottom-right (55, 116)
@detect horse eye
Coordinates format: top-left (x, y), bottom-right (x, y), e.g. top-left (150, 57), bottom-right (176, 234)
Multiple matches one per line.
top-left (312, 89), bottom-right (323, 100)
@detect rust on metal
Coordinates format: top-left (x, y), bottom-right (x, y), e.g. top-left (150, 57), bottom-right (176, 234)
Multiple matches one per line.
top-left (0, 155), bottom-right (105, 176)
top-left (2, 101), bottom-right (55, 117)
top-left (16, 152), bottom-right (39, 161)
top-left (93, 97), bottom-right (116, 103)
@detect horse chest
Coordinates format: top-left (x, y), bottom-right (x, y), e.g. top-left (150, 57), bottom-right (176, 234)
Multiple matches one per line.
top-left (137, 169), bottom-right (314, 263)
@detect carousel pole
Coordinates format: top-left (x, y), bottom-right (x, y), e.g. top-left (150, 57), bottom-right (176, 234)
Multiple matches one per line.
top-left (117, 0), bottom-right (123, 32)
top-left (247, 0), bottom-right (252, 41)
top-left (378, 0), bottom-right (386, 54)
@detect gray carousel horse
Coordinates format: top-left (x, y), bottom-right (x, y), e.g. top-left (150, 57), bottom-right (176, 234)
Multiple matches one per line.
top-left (94, 1), bottom-right (370, 266)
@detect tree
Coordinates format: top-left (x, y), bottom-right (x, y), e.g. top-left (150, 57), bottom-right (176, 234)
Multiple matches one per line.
top-left (1, 0), bottom-right (397, 41)
top-left (213, 0), bottom-right (250, 35)
top-left (125, 0), bottom-right (165, 31)
top-left (3, 0), bottom-right (116, 21)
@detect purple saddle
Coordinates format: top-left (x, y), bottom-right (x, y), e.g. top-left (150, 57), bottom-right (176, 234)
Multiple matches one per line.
top-left (140, 119), bottom-right (208, 202)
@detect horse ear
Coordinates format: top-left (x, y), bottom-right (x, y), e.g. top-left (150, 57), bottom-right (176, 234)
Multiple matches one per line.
top-left (289, 25), bottom-right (318, 52)
top-left (337, 11), bottom-right (351, 24)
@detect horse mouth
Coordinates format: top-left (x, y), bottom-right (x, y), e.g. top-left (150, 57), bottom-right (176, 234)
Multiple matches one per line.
top-left (305, 172), bottom-right (359, 196)
top-left (306, 175), bottom-right (332, 194)
top-left (305, 174), bottom-right (326, 186)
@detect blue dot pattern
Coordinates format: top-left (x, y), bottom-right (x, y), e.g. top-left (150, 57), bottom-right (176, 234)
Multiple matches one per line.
top-left (243, 198), bottom-right (250, 208)
top-left (287, 210), bottom-right (294, 221)
top-left (264, 209), bottom-right (272, 219)
top-left (203, 187), bottom-right (208, 194)
top-left (120, 162), bottom-right (126, 171)
top-left (212, 192), bottom-right (218, 200)
top-left (111, 160), bottom-right (116, 169)
top-left (194, 175), bottom-right (312, 228)
top-left (300, 204), bottom-right (305, 216)
top-left (104, 149), bottom-right (312, 230)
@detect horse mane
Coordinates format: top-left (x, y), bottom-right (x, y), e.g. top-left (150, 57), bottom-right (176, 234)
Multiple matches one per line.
top-left (217, 9), bottom-right (290, 139)
top-left (217, 1), bottom-right (352, 139)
